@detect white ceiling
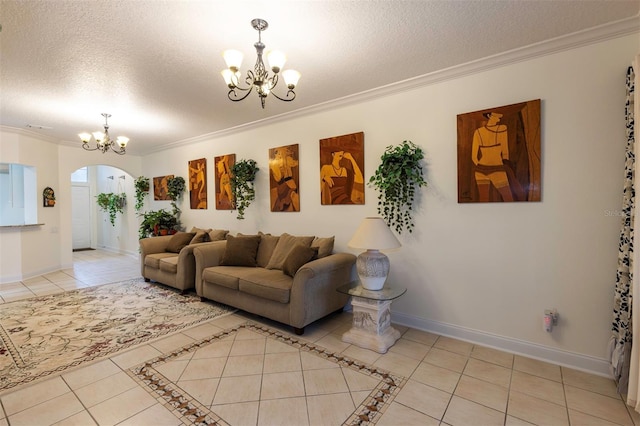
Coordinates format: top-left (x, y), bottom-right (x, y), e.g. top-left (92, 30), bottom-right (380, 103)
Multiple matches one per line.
top-left (1, 0), bottom-right (639, 155)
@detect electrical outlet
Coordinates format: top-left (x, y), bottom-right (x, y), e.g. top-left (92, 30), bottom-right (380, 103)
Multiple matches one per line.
top-left (545, 309), bottom-right (558, 325)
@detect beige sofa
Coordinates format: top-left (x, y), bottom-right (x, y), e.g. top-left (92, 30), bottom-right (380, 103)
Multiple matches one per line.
top-left (193, 233), bottom-right (356, 334)
top-left (140, 228), bottom-right (228, 292)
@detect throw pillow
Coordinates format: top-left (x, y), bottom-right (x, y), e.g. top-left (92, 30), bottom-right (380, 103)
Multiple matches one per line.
top-left (220, 234), bottom-right (261, 267)
top-left (282, 245), bottom-right (319, 277)
top-left (165, 232), bottom-right (196, 253)
top-left (190, 230), bottom-right (208, 244)
top-left (208, 229), bottom-right (229, 242)
top-left (257, 233), bottom-right (280, 268)
top-left (311, 236), bottom-right (335, 258)
top-left (266, 233), bottom-right (315, 270)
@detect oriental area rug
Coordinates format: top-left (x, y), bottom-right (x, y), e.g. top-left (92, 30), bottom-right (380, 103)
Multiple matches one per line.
top-left (127, 322), bottom-right (408, 425)
top-left (0, 278), bottom-right (235, 393)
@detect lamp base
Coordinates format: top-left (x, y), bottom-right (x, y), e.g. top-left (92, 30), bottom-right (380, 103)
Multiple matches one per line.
top-left (356, 249), bottom-right (389, 291)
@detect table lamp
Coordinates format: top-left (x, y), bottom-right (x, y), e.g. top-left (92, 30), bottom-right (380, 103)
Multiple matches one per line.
top-left (347, 217), bottom-right (401, 290)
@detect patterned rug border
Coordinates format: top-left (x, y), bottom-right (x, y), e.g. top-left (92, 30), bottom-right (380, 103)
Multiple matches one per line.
top-left (0, 278), bottom-right (236, 395)
top-left (127, 322), bottom-right (408, 426)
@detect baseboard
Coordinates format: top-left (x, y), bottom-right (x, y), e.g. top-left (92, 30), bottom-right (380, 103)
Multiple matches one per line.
top-left (392, 311), bottom-right (611, 378)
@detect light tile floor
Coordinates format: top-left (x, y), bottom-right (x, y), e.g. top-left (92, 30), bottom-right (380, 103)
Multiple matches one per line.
top-left (0, 249), bottom-right (638, 425)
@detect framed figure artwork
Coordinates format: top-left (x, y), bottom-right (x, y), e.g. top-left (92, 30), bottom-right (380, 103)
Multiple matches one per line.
top-left (153, 175), bottom-right (173, 200)
top-left (188, 158), bottom-right (207, 209)
top-left (269, 144), bottom-right (300, 212)
top-left (214, 154), bottom-right (235, 210)
top-left (319, 132), bottom-right (365, 205)
top-left (457, 99), bottom-right (541, 203)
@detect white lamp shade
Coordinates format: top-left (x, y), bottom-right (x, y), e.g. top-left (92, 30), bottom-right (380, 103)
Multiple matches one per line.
top-left (282, 69), bottom-right (300, 87)
top-left (223, 49), bottom-right (243, 71)
top-left (78, 133), bottom-right (92, 142)
top-left (92, 131), bottom-right (105, 142)
top-left (116, 136), bottom-right (129, 147)
top-left (348, 217), bottom-right (401, 250)
top-left (221, 69), bottom-right (236, 86)
top-left (267, 50), bottom-right (286, 72)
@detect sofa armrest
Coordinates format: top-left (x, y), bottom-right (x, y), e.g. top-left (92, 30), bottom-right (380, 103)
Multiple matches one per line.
top-left (193, 241), bottom-right (228, 296)
top-left (289, 252), bottom-right (356, 328)
top-left (139, 235), bottom-right (173, 276)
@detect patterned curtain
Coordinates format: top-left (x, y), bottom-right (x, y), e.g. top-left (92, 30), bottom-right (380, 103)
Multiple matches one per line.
top-left (609, 65), bottom-right (635, 394)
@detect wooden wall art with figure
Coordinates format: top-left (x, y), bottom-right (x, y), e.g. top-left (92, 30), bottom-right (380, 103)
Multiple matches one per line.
top-left (457, 99), bottom-right (541, 203)
top-left (214, 154), bottom-right (235, 210)
top-left (269, 144), bottom-right (300, 212)
top-left (319, 132), bottom-right (365, 205)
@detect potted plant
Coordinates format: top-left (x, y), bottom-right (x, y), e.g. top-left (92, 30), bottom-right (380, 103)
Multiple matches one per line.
top-left (230, 159), bottom-right (259, 220)
top-left (138, 209), bottom-right (178, 239)
top-left (96, 192), bottom-right (127, 227)
top-left (134, 176), bottom-right (150, 212)
top-left (167, 175), bottom-right (186, 217)
top-left (369, 140), bottom-right (427, 235)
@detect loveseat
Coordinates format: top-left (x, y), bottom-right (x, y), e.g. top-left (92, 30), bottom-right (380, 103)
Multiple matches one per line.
top-left (140, 227), bottom-right (229, 292)
top-left (193, 233), bottom-right (356, 334)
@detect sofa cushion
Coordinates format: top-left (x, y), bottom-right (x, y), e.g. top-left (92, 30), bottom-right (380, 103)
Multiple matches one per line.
top-left (208, 229), bottom-right (229, 242)
top-left (202, 266), bottom-right (256, 290)
top-left (238, 269), bottom-right (294, 303)
top-left (266, 233), bottom-right (315, 270)
top-left (283, 245), bottom-right (319, 277)
top-left (144, 252), bottom-right (178, 268)
top-left (220, 234), bottom-right (261, 267)
top-left (165, 232), bottom-right (196, 253)
top-left (159, 256), bottom-right (178, 273)
top-left (311, 236), bottom-right (335, 259)
top-left (190, 229), bottom-right (210, 244)
top-left (257, 233), bottom-right (280, 268)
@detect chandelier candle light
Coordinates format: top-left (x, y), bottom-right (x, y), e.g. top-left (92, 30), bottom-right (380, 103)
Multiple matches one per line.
top-left (348, 217), bottom-right (401, 291)
top-left (221, 18), bottom-right (300, 109)
top-left (79, 113), bottom-right (129, 155)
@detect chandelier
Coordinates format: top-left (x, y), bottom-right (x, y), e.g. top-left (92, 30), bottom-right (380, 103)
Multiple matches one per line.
top-left (78, 113), bottom-right (129, 155)
top-left (221, 19), bottom-right (300, 109)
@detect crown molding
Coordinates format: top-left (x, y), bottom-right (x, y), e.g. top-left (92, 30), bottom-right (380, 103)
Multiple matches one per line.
top-left (0, 125), bottom-right (60, 144)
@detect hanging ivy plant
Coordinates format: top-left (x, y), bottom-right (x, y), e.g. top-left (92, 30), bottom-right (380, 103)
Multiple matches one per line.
top-left (96, 192), bottom-right (127, 227)
top-left (167, 176), bottom-right (186, 217)
top-left (230, 159), bottom-right (259, 220)
top-left (369, 140), bottom-right (427, 235)
top-left (134, 176), bottom-right (150, 212)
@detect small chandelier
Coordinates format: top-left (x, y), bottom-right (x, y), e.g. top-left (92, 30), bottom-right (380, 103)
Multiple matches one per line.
top-left (221, 18), bottom-right (300, 109)
top-left (78, 113), bottom-right (129, 155)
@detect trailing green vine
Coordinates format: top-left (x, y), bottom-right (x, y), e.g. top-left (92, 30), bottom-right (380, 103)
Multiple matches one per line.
top-left (167, 176), bottom-right (186, 216)
top-left (369, 140), bottom-right (427, 235)
top-left (96, 192), bottom-right (127, 226)
top-left (134, 176), bottom-right (150, 212)
top-left (230, 159), bottom-right (259, 220)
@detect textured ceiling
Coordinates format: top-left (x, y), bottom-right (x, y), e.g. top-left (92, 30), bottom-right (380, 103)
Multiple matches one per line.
top-left (1, 0), bottom-right (639, 155)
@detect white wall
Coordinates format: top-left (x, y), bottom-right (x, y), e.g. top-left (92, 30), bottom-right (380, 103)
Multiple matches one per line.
top-left (0, 133), bottom-right (142, 280)
top-left (141, 34), bottom-right (638, 374)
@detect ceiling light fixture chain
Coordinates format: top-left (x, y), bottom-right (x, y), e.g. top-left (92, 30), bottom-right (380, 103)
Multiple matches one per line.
top-left (221, 18), bottom-right (300, 109)
top-left (78, 113), bottom-right (129, 155)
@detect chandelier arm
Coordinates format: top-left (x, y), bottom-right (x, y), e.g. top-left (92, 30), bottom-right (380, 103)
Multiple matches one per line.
top-left (270, 89), bottom-right (297, 102)
top-left (227, 86), bottom-right (255, 102)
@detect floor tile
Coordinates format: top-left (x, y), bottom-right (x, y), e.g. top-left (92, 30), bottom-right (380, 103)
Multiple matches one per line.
top-left (561, 367), bottom-right (620, 398)
top-left (568, 408), bottom-right (628, 426)
top-left (117, 403), bottom-right (181, 426)
top-left (257, 396), bottom-right (309, 426)
top-left (110, 344), bottom-right (163, 369)
top-left (303, 367), bottom-right (349, 395)
top-left (223, 354), bottom-right (264, 376)
top-left (263, 351), bottom-right (302, 373)
top-left (73, 371), bottom-right (138, 407)
top-left (393, 379), bottom-right (452, 420)
top-left (443, 395), bottom-right (505, 426)
top-left (62, 359), bottom-right (121, 390)
top-left (454, 374), bottom-right (509, 412)
top-left (307, 393), bottom-right (357, 426)
top-left (88, 385), bottom-right (157, 425)
top-left (510, 370), bottom-right (566, 406)
top-left (150, 332), bottom-right (195, 354)
top-left (507, 390), bottom-right (569, 426)
top-left (410, 361), bottom-right (461, 393)
top-left (373, 350), bottom-right (421, 377)
top-left (564, 385), bottom-right (633, 426)
top-left (212, 401), bottom-right (259, 425)
top-left (261, 371), bottom-right (305, 399)
top-left (433, 336), bottom-right (474, 356)
top-left (464, 358), bottom-right (512, 388)
top-left (471, 345), bottom-right (514, 368)
top-left (513, 355), bottom-right (562, 382)
top-left (342, 367), bottom-right (381, 392)
top-left (52, 410), bottom-right (98, 425)
top-left (2, 376), bottom-right (70, 416)
top-left (176, 377), bottom-right (220, 407)
top-left (213, 375), bottom-right (262, 404)
top-left (423, 346), bottom-right (469, 372)
top-left (401, 328), bottom-right (439, 346)
top-left (377, 401), bottom-right (440, 425)
top-left (8, 392), bottom-right (84, 426)
top-left (388, 337), bottom-right (431, 360)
